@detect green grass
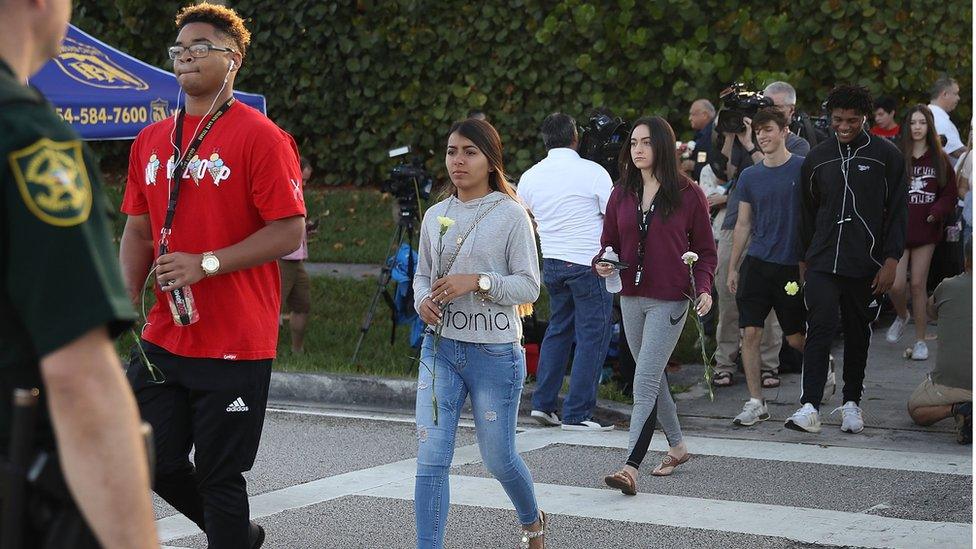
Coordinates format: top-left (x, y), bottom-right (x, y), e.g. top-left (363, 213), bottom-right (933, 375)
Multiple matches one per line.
top-left (304, 189), bottom-right (420, 264)
top-left (275, 276), bottom-right (420, 375)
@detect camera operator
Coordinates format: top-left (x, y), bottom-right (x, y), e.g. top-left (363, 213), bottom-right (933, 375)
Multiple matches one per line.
top-left (0, 0), bottom-right (158, 547)
top-left (762, 81), bottom-right (831, 149)
top-left (710, 84), bottom-right (811, 388)
top-left (578, 107), bottom-right (629, 182)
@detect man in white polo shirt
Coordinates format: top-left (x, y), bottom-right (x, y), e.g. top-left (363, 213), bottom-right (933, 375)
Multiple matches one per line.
top-left (928, 76), bottom-right (966, 162)
top-left (519, 112), bottom-right (615, 431)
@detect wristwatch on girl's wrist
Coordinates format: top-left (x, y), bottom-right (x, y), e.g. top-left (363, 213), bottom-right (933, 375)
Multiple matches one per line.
top-left (477, 273), bottom-right (492, 292)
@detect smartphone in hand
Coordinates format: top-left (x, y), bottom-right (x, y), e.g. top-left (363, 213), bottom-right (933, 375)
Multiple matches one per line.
top-left (598, 258), bottom-right (630, 270)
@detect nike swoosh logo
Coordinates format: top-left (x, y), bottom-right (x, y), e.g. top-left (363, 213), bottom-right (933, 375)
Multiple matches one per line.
top-left (669, 310), bottom-right (687, 325)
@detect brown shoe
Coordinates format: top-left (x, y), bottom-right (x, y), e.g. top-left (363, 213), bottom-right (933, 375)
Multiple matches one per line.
top-left (603, 469), bottom-right (637, 495)
top-left (651, 453), bottom-right (691, 476)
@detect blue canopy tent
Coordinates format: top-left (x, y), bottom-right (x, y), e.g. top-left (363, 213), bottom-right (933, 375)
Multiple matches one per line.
top-left (29, 25), bottom-right (267, 141)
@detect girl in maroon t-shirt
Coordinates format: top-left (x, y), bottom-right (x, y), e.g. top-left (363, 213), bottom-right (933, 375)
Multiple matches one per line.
top-left (598, 117), bottom-right (716, 495)
top-left (886, 105), bottom-right (957, 359)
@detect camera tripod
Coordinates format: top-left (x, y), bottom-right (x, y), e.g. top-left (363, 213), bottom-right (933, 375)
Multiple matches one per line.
top-left (350, 201), bottom-right (419, 364)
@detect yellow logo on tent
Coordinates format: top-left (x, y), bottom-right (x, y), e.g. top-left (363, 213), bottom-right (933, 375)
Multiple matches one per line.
top-left (54, 37), bottom-right (149, 90)
top-left (9, 139), bottom-right (92, 227)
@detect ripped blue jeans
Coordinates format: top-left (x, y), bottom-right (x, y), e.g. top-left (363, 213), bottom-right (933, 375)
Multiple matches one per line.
top-left (415, 335), bottom-right (538, 549)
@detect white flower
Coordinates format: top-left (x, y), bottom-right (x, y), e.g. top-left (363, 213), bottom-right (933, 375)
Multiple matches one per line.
top-left (686, 140), bottom-right (696, 151)
top-left (436, 216), bottom-right (455, 237)
top-left (682, 252), bottom-right (699, 265)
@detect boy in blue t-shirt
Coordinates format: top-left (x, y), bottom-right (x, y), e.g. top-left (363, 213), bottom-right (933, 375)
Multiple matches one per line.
top-left (726, 108), bottom-right (807, 427)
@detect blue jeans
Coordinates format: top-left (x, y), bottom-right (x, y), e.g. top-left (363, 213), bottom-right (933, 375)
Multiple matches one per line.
top-left (415, 336), bottom-right (538, 549)
top-left (531, 259), bottom-right (613, 424)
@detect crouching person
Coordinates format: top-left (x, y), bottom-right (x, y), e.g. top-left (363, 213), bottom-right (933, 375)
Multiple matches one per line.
top-left (907, 240), bottom-right (972, 444)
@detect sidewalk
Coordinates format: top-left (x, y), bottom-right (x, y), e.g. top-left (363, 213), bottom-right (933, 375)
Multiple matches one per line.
top-left (657, 324), bottom-right (966, 455)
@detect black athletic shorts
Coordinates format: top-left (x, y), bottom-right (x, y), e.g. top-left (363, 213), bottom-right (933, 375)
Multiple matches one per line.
top-left (736, 255), bottom-right (805, 336)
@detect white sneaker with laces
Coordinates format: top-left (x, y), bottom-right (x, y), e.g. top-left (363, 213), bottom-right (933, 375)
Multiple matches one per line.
top-left (785, 403), bottom-right (821, 433)
top-left (911, 340), bottom-right (929, 361)
top-left (530, 410), bottom-right (561, 427)
top-left (886, 316), bottom-right (908, 343)
top-left (733, 399), bottom-right (769, 426)
top-left (833, 401), bottom-right (864, 433)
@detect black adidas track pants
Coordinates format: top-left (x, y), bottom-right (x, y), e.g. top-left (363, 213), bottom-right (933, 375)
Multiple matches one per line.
top-left (128, 341), bottom-right (271, 549)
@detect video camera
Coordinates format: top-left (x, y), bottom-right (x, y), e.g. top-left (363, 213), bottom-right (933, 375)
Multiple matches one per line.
top-left (578, 112), bottom-right (629, 181)
top-left (381, 146), bottom-right (433, 220)
top-left (715, 83), bottom-right (774, 134)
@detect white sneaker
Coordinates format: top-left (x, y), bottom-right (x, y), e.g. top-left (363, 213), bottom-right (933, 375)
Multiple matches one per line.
top-left (822, 355), bottom-right (836, 405)
top-left (911, 340), bottom-right (929, 361)
top-left (561, 419), bottom-right (614, 432)
top-left (733, 399), bottom-right (769, 427)
top-left (886, 316), bottom-right (908, 343)
top-left (833, 401), bottom-right (864, 433)
top-left (785, 403), bottom-right (821, 433)
top-left (530, 410), bottom-right (561, 427)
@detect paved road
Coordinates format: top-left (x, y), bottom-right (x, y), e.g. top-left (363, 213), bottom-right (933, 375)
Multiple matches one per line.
top-left (157, 325), bottom-right (972, 549)
top-left (156, 410), bottom-right (971, 548)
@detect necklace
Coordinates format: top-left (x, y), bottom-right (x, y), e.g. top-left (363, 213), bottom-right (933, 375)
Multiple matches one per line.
top-left (438, 195), bottom-right (505, 276)
top-left (446, 195), bottom-right (486, 248)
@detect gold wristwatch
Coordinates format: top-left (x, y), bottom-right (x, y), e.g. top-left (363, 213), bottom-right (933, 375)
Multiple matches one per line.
top-left (201, 251), bottom-right (220, 276)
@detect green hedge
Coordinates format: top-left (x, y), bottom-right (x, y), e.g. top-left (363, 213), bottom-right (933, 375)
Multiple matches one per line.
top-left (76, 1), bottom-right (971, 185)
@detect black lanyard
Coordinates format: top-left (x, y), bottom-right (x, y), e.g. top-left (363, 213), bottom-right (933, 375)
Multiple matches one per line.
top-left (159, 98), bottom-right (235, 255)
top-left (157, 99), bottom-right (233, 326)
top-left (633, 188), bottom-right (658, 286)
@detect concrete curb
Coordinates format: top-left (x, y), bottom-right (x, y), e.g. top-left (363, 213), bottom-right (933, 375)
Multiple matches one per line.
top-left (270, 371), bottom-right (632, 425)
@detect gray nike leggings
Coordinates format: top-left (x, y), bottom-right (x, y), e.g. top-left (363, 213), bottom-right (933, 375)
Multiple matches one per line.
top-left (620, 296), bottom-right (687, 468)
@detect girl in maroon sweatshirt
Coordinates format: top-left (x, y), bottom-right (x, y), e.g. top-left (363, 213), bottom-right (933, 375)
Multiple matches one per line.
top-left (886, 105), bottom-right (958, 360)
top-left (597, 117), bottom-right (716, 495)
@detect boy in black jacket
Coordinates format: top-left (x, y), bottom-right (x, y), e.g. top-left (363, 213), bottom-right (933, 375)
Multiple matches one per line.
top-left (786, 85), bottom-right (908, 434)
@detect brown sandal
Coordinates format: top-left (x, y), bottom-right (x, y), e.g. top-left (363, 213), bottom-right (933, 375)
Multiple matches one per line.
top-left (713, 371), bottom-right (734, 387)
top-left (761, 371), bottom-right (781, 388)
top-left (603, 470), bottom-right (637, 495)
top-left (651, 453), bottom-right (691, 476)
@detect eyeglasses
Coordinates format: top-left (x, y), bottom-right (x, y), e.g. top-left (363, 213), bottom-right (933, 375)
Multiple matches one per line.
top-left (168, 43), bottom-right (236, 61)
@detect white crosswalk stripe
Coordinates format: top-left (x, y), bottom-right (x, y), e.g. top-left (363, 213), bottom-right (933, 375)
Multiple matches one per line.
top-left (366, 475), bottom-right (970, 549)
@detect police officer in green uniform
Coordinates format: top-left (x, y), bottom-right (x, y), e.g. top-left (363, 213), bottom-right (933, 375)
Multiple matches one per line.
top-left (0, 0), bottom-right (158, 547)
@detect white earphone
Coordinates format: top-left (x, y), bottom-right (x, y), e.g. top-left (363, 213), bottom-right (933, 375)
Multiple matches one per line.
top-left (224, 60), bottom-right (235, 82)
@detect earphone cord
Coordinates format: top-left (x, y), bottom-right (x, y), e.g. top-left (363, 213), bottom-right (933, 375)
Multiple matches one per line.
top-left (129, 265), bottom-right (166, 383)
top-left (162, 62), bottom-right (234, 252)
top-left (167, 63), bottom-right (234, 185)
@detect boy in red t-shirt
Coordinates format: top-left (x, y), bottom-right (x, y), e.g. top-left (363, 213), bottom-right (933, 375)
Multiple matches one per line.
top-left (870, 95), bottom-right (901, 141)
top-left (119, 4), bottom-right (305, 547)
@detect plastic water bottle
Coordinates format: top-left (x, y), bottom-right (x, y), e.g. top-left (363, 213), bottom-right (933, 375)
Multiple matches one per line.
top-left (602, 246), bottom-right (623, 293)
top-left (165, 284), bottom-right (200, 326)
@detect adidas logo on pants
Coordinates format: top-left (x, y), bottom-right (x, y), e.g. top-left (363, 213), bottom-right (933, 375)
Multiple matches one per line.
top-left (226, 397), bottom-right (249, 412)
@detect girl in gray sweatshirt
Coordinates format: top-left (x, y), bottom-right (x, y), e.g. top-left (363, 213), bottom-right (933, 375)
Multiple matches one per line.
top-left (412, 119), bottom-right (546, 549)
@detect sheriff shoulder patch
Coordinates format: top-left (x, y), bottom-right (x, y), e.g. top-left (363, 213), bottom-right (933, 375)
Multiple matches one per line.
top-left (9, 138), bottom-right (92, 227)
